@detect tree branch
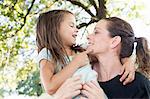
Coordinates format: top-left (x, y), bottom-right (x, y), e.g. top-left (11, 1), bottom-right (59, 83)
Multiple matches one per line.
top-left (66, 0), bottom-right (95, 17)
top-left (77, 18), bottom-right (98, 29)
top-left (89, 0), bottom-right (98, 13)
top-left (97, 0), bottom-right (107, 19)
top-left (10, 0), bottom-right (35, 38)
top-left (12, 0), bottom-right (18, 10)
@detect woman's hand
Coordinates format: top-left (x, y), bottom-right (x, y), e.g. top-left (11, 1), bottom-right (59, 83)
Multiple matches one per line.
top-left (54, 76), bottom-right (82, 99)
top-left (81, 81), bottom-right (106, 99)
top-left (119, 58), bottom-right (136, 85)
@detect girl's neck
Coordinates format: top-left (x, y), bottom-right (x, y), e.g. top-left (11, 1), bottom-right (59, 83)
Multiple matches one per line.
top-left (64, 47), bottom-right (75, 56)
top-left (95, 53), bottom-right (122, 82)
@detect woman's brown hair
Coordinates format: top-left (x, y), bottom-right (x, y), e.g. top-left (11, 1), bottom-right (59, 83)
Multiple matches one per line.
top-left (36, 10), bottom-right (73, 67)
top-left (104, 17), bottom-right (150, 78)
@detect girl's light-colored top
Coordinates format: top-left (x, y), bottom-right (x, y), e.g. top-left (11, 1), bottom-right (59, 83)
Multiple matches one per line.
top-left (37, 48), bottom-right (97, 83)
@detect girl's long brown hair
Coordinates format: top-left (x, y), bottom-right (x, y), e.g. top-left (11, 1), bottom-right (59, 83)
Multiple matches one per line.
top-left (105, 17), bottom-right (150, 78)
top-left (36, 10), bottom-right (73, 67)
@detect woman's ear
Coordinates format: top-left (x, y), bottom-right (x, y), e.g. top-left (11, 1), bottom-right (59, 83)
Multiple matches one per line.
top-left (110, 36), bottom-right (121, 49)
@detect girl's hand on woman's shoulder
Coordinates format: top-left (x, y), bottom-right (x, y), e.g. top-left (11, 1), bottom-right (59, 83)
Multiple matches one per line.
top-left (119, 58), bottom-right (136, 85)
top-left (72, 49), bottom-right (92, 68)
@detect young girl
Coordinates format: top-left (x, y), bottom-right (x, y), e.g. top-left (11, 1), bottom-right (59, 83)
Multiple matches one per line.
top-left (36, 10), bottom-right (135, 98)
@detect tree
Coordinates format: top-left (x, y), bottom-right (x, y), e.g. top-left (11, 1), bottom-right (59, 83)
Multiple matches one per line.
top-left (0, 0), bottom-right (145, 97)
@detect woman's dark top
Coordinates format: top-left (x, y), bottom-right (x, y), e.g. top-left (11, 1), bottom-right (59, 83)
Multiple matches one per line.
top-left (98, 72), bottom-right (150, 99)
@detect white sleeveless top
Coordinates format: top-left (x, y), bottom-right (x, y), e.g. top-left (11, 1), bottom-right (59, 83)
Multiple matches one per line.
top-left (37, 48), bottom-right (98, 83)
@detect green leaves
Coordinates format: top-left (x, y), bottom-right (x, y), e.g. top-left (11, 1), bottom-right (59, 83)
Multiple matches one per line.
top-left (16, 70), bottom-right (43, 96)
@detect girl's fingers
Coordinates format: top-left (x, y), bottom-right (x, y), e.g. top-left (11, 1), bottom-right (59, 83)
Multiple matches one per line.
top-left (123, 71), bottom-right (135, 85)
top-left (120, 70), bottom-right (129, 82)
top-left (119, 65), bottom-right (125, 75)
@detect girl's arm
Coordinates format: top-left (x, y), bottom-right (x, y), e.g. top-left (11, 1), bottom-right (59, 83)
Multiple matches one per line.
top-left (40, 51), bottom-right (89, 95)
top-left (90, 55), bottom-right (136, 85)
top-left (120, 57), bottom-right (136, 85)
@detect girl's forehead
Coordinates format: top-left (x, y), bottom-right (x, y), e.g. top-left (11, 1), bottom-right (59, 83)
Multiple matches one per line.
top-left (64, 13), bottom-right (75, 20)
top-left (63, 14), bottom-right (76, 23)
top-left (64, 14), bottom-right (75, 21)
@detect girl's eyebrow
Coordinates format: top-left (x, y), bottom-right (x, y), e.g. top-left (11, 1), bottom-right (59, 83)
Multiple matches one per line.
top-left (70, 22), bottom-right (75, 25)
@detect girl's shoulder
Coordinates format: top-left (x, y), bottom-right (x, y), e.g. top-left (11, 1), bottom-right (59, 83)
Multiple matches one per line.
top-left (36, 48), bottom-right (52, 65)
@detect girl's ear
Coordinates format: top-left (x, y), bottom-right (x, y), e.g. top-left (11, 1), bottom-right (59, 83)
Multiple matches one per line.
top-left (110, 36), bottom-right (121, 49)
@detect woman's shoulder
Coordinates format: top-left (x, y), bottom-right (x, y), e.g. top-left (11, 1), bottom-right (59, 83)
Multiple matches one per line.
top-left (135, 72), bottom-right (150, 85)
top-left (135, 72), bottom-right (149, 79)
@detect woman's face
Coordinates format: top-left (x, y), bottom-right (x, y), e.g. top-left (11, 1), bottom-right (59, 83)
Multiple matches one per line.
top-left (87, 20), bottom-right (112, 55)
top-left (59, 13), bottom-right (78, 47)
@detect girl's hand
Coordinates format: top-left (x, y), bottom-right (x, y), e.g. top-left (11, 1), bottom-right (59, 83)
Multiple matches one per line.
top-left (119, 58), bottom-right (136, 85)
top-left (54, 76), bottom-right (82, 99)
top-left (81, 81), bottom-right (106, 99)
top-left (72, 49), bottom-right (92, 68)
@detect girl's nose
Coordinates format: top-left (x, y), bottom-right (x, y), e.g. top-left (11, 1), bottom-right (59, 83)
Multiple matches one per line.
top-left (87, 34), bottom-right (92, 40)
top-left (75, 28), bottom-right (79, 33)
top-left (73, 28), bottom-right (78, 36)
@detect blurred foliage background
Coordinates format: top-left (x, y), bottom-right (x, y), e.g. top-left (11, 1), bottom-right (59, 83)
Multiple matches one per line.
top-left (0, 0), bottom-right (149, 98)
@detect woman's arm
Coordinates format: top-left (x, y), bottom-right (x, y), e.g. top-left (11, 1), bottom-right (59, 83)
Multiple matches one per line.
top-left (91, 56), bottom-right (136, 85)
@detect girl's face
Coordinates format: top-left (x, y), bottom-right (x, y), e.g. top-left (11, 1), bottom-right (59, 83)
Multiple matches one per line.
top-left (87, 20), bottom-right (112, 55)
top-left (59, 13), bottom-right (78, 47)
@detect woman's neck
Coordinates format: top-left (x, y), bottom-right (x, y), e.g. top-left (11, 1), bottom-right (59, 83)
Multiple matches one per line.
top-left (95, 53), bottom-right (122, 82)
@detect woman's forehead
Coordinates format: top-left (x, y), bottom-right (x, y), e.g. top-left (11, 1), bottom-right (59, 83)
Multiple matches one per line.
top-left (95, 20), bottom-right (107, 29)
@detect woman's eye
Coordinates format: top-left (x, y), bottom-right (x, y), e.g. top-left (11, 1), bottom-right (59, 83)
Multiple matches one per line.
top-left (95, 32), bottom-right (98, 34)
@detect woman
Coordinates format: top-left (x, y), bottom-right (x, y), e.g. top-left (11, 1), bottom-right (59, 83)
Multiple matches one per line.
top-left (82, 17), bottom-right (150, 98)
